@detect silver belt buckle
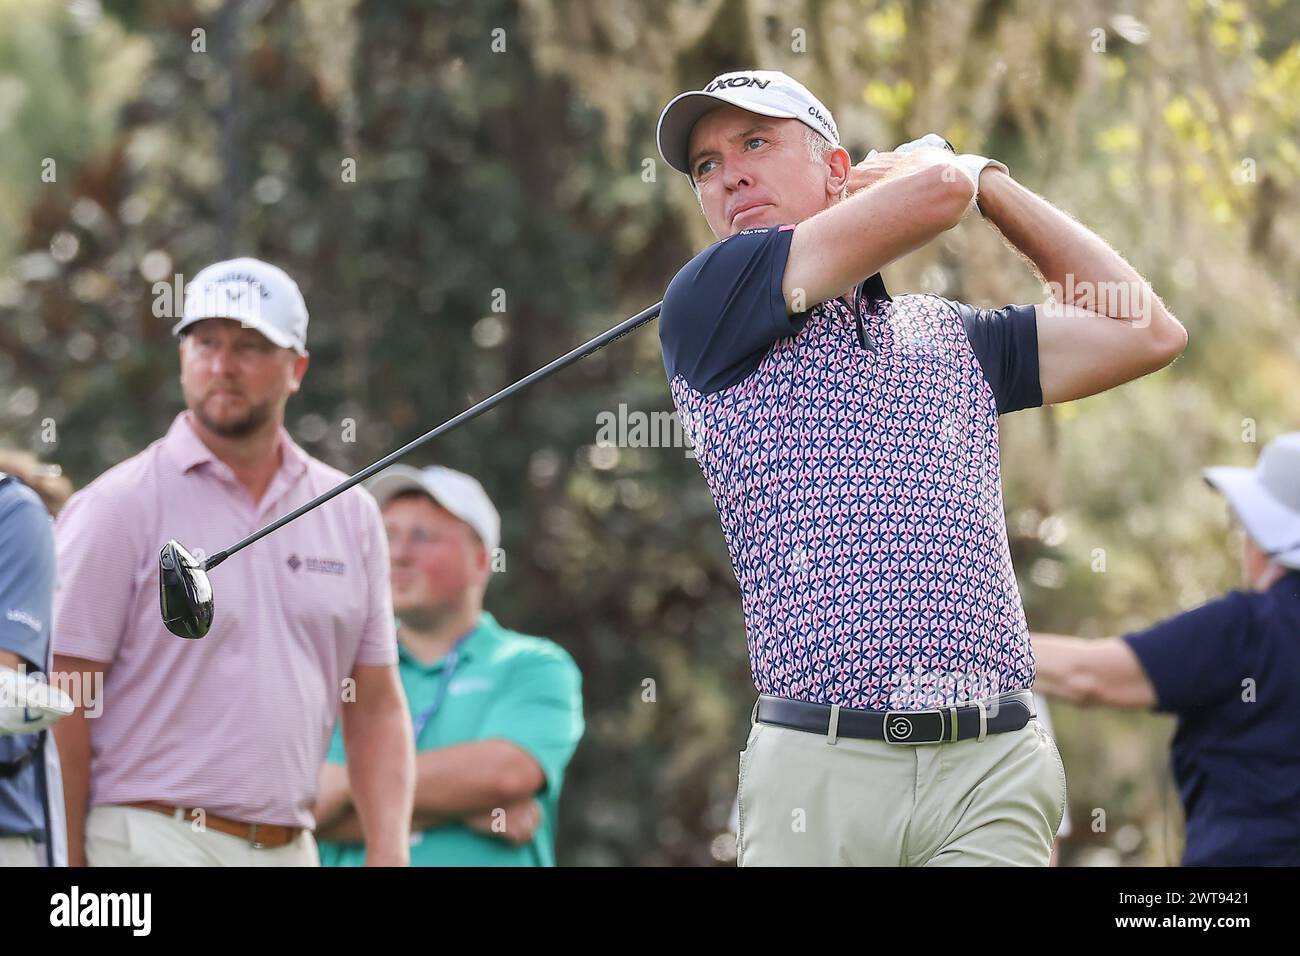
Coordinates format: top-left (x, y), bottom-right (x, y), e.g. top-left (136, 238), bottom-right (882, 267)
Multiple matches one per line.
top-left (248, 823), bottom-right (265, 849)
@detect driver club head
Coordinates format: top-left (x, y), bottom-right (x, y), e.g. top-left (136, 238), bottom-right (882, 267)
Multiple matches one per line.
top-left (159, 539), bottom-right (214, 639)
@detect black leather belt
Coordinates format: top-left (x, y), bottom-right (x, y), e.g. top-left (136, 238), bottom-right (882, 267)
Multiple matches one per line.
top-left (754, 690), bottom-right (1036, 744)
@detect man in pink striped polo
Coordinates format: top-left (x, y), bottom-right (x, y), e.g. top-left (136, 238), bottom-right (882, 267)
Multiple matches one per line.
top-left (51, 257), bottom-right (415, 866)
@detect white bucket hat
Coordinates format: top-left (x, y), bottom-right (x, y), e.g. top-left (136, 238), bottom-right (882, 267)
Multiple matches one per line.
top-left (1203, 432), bottom-right (1300, 569)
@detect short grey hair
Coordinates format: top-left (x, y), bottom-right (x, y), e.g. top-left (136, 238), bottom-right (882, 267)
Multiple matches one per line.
top-left (804, 127), bottom-right (834, 163)
top-left (807, 127), bottom-right (848, 202)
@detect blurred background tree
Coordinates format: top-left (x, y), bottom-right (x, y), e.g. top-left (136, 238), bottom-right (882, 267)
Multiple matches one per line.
top-left (1, 0), bottom-right (1297, 864)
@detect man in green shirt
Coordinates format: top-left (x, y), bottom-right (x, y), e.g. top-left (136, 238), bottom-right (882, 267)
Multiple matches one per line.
top-left (313, 465), bottom-right (584, 866)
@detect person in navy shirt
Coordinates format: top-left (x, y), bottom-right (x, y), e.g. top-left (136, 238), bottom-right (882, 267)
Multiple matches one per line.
top-left (1034, 432), bottom-right (1300, 866)
top-left (655, 69), bottom-right (1187, 866)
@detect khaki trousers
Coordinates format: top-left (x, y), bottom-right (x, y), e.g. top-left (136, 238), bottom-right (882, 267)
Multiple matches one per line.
top-left (0, 835), bottom-right (40, 866)
top-left (86, 806), bottom-right (319, 867)
top-left (737, 705), bottom-right (1067, 866)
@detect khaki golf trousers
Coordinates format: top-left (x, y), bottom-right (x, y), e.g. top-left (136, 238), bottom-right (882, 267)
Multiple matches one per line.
top-left (85, 806), bottom-right (319, 867)
top-left (737, 701), bottom-right (1067, 866)
top-left (0, 835), bottom-right (39, 866)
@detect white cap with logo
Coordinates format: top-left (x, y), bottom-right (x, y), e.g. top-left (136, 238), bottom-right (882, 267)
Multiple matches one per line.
top-left (1204, 432), bottom-right (1300, 569)
top-left (172, 257), bottom-right (310, 355)
top-left (367, 464), bottom-right (501, 554)
top-left (657, 69), bottom-right (840, 176)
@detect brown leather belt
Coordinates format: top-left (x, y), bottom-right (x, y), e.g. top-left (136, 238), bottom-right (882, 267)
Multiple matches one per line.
top-left (124, 801), bottom-right (303, 849)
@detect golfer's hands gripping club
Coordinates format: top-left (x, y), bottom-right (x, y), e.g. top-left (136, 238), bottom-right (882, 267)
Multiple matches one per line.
top-left (846, 132), bottom-right (957, 196)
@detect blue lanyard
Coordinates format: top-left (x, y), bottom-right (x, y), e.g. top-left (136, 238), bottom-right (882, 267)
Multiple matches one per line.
top-left (410, 629), bottom-right (474, 741)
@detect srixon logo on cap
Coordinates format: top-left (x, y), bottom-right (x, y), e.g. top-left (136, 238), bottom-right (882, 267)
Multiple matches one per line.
top-left (705, 75), bottom-right (771, 92)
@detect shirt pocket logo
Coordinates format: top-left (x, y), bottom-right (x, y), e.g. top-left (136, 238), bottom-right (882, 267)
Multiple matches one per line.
top-left (285, 554), bottom-right (347, 575)
top-left (448, 677), bottom-right (493, 696)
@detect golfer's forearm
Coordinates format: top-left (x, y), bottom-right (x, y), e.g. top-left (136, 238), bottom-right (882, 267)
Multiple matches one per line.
top-left (51, 654), bottom-right (104, 867)
top-left (315, 809), bottom-right (359, 842)
top-left (1030, 633), bottom-right (1089, 701)
top-left (319, 807), bottom-right (455, 843)
top-left (312, 773), bottom-right (353, 830)
top-left (785, 155), bottom-right (974, 308)
top-left (314, 795), bottom-right (350, 829)
top-left (343, 709), bottom-right (415, 861)
top-left (52, 709), bottom-right (92, 866)
top-left (1032, 631), bottom-right (1145, 708)
top-left (413, 740), bottom-right (538, 814)
top-left (978, 171), bottom-right (1181, 333)
top-left (314, 767), bottom-right (457, 840)
top-left (317, 810), bottom-right (370, 843)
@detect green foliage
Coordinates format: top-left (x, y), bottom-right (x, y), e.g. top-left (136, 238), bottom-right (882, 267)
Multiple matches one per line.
top-left (2, 0), bottom-right (1297, 865)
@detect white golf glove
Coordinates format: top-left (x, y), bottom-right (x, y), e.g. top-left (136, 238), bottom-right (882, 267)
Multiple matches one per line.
top-left (875, 133), bottom-right (1008, 215)
top-left (0, 666), bottom-right (75, 735)
top-left (893, 132), bottom-right (956, 155)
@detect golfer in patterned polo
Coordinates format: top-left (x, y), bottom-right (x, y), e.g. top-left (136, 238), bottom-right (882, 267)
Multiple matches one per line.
top-left (655, 70), bottom-right (1187, 866)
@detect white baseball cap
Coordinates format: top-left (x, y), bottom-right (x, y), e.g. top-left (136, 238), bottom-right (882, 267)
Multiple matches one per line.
top-left (367, 464), bottom-right (500, 554)
top-left (1204, 432), bottom-right (1300, 569)
top-left (657, 69), bottom-right (840, 176)
top-left (172, 257), bottom-right (310, 355)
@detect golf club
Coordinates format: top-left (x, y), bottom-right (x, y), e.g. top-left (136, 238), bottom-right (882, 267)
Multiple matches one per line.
top-left (159, 300), bottom-right (663, 639)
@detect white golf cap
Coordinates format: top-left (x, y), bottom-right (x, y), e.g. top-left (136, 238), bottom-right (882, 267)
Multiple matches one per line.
top-left (657, 69), bottom-right (840, 176)
top-left (172, 257), bottom-right (309, 355)
top-left (1204, 432), bottom-right (1300, 570)
top-left (367, 464), bottom-right (500, 554)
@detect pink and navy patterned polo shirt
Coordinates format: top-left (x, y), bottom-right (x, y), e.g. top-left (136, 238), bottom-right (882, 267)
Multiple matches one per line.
top-left (660, 225), bottom-right (1042, 710)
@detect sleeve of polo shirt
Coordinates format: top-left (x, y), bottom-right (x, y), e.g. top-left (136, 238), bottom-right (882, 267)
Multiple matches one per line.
top-left (1121, 591), bottom-right (1254, 713)
top-left (477, 645), bottom-right (584, 799)
top-left (0, 483), bottom-right (56, 669)
top-left (659, 225), bottom-right (807, 394)
top-left (951, 301), bottom-right (1042, 414)
top-left (352, 490), bottom-right (398, 667)
top-left (52, 485), bottom-right (143, 664)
